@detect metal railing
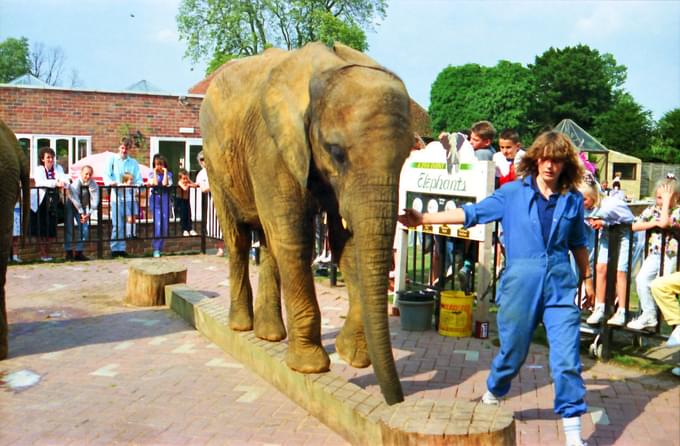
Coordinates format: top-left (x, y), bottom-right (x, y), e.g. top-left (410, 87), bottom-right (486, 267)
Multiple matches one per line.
top-left (18, 185), bottom-right (223, 259)
top-left (580, 224), bottom-right (679, 359)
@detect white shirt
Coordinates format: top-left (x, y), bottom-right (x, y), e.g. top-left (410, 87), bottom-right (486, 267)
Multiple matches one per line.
top-left (30, 164), bottom-right (69, 212)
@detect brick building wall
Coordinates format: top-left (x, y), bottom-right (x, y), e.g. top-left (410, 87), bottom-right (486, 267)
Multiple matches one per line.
top-left (0, 85), bottom-right (202, 166)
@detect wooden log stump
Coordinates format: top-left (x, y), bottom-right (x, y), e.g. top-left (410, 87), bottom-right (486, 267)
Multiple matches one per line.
top-left (126, 260), bottom-right (187, 306)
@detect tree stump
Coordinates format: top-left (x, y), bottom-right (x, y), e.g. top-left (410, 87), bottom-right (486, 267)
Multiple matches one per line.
top-left (125, 260), bottom-right (187, 306)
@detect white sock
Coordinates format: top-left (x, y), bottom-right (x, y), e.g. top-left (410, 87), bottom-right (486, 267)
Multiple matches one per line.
top-left (562, 416), bottom-right (582, 445)
top-left (481, 390), bottom-right (500, 405)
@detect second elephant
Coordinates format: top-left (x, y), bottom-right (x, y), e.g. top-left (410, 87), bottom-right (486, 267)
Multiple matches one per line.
top-left (0, 119), bottom-right (30, 360)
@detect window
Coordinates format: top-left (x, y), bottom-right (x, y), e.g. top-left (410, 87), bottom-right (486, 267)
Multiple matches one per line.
top-left (612, 163), bottom-right (637, 181)
top-left (15, 134), bottom-right (91, 176)
top-left (150, 137), bottom-right (203, 181)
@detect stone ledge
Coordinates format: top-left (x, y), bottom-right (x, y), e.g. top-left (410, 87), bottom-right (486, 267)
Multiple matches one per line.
top-left (166, 284), bottom-right (515, 445)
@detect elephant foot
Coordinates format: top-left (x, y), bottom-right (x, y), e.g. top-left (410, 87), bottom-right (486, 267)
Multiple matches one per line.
top-left (254, 316), bottom-right (287, 341)
top-left (229, 307), bottom-right (253, 331)
top-left (336, 326), bottom-right (371, 368)
top-left (286, 345), bottom-right (330, 373)
top-left (0, 339), bottom-right (7, 360)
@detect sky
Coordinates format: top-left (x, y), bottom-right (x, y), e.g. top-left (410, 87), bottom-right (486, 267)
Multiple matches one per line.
top-left (1, 0), bottom-right (678, 121)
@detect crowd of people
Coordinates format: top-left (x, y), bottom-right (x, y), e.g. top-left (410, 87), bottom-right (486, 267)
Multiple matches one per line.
top-left (13, 137), bottom-right (222, 262)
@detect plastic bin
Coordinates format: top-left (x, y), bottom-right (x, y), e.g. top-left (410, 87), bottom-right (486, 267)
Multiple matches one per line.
top-left (397, 290), bottom-right (436, 331)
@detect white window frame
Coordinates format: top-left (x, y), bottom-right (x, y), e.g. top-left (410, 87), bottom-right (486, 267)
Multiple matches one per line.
top-left (16, 133), bottom-right (92, 177)
top-left (150, 136), bottom-right (203, 172)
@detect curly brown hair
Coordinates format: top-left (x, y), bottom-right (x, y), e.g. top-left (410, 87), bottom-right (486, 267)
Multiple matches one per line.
top-left (38, 146), bottom-right (56, 166)
top-left (516, 131), bottom-right (584, 192)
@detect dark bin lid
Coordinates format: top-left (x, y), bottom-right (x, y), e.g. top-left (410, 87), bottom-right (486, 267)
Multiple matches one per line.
top-left (397, 290), bottom-right (436, 301)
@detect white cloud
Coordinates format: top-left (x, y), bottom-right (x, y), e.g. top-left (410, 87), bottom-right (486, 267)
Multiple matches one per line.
top-left (573, 4), bottom-right (627, 37)
top-left (154, 28), bottom-right (178, 43)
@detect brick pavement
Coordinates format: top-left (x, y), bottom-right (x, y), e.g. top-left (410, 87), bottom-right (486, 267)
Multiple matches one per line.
top-left (1, 254), bottom-right (679, 445)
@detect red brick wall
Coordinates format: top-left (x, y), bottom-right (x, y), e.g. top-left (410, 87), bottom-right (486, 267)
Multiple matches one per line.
top-left (0, 86), bottom-right (202, 166)
top-left (14, 222), bottom-right (212, 262)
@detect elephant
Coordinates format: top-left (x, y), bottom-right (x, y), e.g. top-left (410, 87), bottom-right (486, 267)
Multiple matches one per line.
top-left (200, 42), bottom-right (412, 405)
top-left (0, 119), bottom-right (30, 360)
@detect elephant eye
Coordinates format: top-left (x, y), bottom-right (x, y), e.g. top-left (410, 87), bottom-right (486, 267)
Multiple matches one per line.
top-left (325, 143), bottom-right (347, 166)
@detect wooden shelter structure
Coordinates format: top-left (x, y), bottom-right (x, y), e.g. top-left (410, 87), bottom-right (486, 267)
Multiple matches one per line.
top-left (554, 119), bottom-right (641, 199)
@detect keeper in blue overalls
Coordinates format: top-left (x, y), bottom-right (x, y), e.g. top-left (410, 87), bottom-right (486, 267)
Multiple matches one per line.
top-left (399, 131), bottom-right (595, 446)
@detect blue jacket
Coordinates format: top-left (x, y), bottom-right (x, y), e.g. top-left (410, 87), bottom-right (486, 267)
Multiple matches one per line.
top-left (463, 176), bottom-right (587, 261)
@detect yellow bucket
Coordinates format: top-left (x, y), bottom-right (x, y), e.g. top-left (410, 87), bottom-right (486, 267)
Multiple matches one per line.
top-left (438, 290), bottom-right (473, 337)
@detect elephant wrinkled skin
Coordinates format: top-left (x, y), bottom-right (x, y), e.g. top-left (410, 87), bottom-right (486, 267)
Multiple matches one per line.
top-left (200, 42), bottom-right (412, 405)
top-left (0, 119), bottom-right (30, 360)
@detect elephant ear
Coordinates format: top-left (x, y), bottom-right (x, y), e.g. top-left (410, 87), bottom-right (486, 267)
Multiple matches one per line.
top-left (262, 43), bottom-right (340, 190)
top-left (332, 43), bottom-right (381, 67)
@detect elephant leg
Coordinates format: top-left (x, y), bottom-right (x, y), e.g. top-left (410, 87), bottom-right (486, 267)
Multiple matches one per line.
top-left (0, 286), bottom-right (6, 360)
top-left (281, 260), bottom-right (330, 373)
top-left (253, 242), bottom-right (286, 341)
top-left (227, 226), bottom-right (254, 331)
top-left (336, 237), bottom-right (371, 368)
top-left (268, 217), bottom-right (329, 373)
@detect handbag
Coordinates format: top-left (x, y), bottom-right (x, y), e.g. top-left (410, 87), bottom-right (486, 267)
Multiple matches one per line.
top-left (44, 188), bottom-right (64, 223)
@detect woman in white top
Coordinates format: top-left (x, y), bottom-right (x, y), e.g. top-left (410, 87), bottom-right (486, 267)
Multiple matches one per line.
top-left (195, 151), bottom-right (224, 256)
top-left (30, 147), bottom-right (69, 261)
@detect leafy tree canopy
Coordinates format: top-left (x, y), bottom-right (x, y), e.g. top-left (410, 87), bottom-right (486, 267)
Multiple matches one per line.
top-left (177, 0), bottom-right (385, 74)
top-left (529, 44), bottom-right (627, 130)
top-left (649, 108), bottom-right (680, 163)
top-left (429, 61), bottom-right (533, 142)
top-left (0, 37), bottom-right (30, 83)
top-left (0, 37), bottom-right (79, 87)
top-left (591, 92), bottom-right (652, 159)
top-left (657, 108), bottom-right (680, 150)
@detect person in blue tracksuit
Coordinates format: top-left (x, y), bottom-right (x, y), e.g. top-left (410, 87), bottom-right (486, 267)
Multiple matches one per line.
top-left (105, 137), bottom-right (143, 257)
top-left (399, 131), bottom-right (595, 446)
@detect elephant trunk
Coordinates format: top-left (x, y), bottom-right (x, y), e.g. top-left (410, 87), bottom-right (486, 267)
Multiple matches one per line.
top-left (349, 178), bottom-right (403, 405)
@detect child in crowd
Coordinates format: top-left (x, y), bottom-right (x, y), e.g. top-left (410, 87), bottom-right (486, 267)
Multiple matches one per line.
top-left (468, 120), bottom-right (497, 161)
top-left (11, 199), bottom-right (21, 262)
top-left (492, 128), bottom-right (525, 188)
top-left (148, 155), bottom-right (172, 258)
top-left (627, 178), bottom-right (680, 330)
top-left (650, 272), bottom-right (680, 346)
top-left (457, 121), bottom-right (497, 288)
top-left (578, 181), bottom-right (634, 326)
top-left (64, 165), bottom-right (100, 261)
top-left (176, 168), bottom-right (197, 237)
top-left (121, 172), bottom-right (139, 240)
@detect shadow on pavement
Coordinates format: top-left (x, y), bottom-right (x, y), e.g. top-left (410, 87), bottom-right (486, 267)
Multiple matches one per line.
top-left (6, 308), bottom-right (187, 358)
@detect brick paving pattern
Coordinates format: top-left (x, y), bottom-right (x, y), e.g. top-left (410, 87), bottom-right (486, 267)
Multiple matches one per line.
top-left (1, 254), bottom-right (678, 445)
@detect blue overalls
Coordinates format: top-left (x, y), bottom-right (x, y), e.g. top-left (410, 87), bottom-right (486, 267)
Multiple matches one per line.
top-left (463, 175), bottom-right (588, 418)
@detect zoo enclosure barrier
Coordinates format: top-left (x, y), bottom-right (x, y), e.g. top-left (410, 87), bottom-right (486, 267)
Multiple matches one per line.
top-left (15, 185), bottom-right (223, 260)
top-left (578, 224), bottom-right (679, 360)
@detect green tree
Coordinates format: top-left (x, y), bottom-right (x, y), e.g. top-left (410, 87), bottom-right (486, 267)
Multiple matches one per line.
top-left (0, 37), bottom-right (30, 83)
top-left (648, 108), bottom-right (680, 163)
top-left (657, 108), bottom-right (680, 150)
top-left (177, 0), bottom-right (385, 73)
top-left (316, 12), bottom-right (366, 51)
top-left (429, 61), bottom-right (533, 141)
top-left (591, 92), bottom-right (653, 159)
top-left (529, 44), bottom-right (626, 129)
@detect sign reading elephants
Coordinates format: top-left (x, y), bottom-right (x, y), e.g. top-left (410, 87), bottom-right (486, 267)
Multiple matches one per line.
top-left (398, 142), bottom-right (494, 241)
